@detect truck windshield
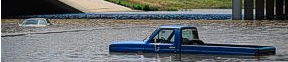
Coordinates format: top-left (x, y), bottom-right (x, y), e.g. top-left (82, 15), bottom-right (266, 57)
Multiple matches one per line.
top-left (150, 29), bottom-right (175, 44)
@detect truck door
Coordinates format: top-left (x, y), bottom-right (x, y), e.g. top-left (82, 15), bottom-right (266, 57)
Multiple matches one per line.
top-left (180, 28), bottom-right (205, 53)
top-left (145, 29), bottom-right (177, 53)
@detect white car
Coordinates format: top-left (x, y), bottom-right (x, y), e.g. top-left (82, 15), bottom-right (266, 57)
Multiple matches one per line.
top-left (19, 18), bottom-right (52, 27)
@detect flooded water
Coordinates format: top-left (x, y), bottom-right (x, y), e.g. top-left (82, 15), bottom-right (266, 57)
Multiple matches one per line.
top-left (2, 19), bottom-right (288, 62)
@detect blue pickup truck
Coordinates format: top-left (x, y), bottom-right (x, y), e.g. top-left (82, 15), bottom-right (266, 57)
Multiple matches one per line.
top-left (109, 25), bottom-right (276, 56)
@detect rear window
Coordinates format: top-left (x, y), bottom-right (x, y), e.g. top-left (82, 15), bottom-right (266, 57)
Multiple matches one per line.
top-left (38, 20), bottom-right (48, 25)
top-left (23, 20), bottom-right (38, 25)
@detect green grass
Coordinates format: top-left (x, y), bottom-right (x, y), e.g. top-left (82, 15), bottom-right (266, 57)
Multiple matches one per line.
top-left (105, 0), bottom-right (159, 11)
top-left (105, 0), bottom-right (232, 11)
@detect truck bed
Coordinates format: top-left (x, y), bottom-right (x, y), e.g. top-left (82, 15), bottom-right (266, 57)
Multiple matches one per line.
top-left (181, 43), bottom-right (276, 56)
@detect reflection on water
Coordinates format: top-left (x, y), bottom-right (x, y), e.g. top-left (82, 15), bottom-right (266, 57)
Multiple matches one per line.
top-left (108, 52), bottom-right (273, 62)
top-left (2, 19), bottom-right (288, 62)
top-left (61, 52), bottom-right (270, 62)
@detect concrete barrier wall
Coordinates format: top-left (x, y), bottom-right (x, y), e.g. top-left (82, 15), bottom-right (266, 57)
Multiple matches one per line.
top-left (2, 0), bottom-right (82, 18)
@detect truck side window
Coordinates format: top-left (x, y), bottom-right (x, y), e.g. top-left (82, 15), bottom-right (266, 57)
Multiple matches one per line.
top-left (182, 29), bottom-right (194, 40)
top-left (182, 29), bottom-right (194, 45)
top-left (151, 29), bottom-right (175, 44)
top-left (181, 29), bottom-right (204, 45)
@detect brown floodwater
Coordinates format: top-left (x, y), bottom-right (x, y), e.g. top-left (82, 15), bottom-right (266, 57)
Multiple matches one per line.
top-left (2, 19), bottom-right (288, 62)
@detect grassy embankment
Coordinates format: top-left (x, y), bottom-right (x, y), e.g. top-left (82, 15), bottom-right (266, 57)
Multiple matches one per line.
top-left (105, 0), bottom-right (232, 11)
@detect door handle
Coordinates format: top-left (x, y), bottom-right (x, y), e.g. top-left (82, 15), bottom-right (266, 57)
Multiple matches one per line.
top-left (169, 47), bottom-right (176, 49)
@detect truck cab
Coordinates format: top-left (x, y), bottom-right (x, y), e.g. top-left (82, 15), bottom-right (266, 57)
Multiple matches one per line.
top-left (109, 25), bottom-right (276, 56)
top-left (144, 26), bottom-right (204, 53)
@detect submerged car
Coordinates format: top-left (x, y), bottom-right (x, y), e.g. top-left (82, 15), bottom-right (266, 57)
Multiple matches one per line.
top-left (19, 18), bottom-right (51, 27)
top-left (109, 25), bottom-right (276, 56)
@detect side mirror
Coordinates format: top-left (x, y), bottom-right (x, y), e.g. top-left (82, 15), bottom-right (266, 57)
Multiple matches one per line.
top-left (143, 37), bottom-right (147, 42)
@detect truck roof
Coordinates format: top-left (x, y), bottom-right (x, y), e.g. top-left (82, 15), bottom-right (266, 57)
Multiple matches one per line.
top-left (159, 25), bottom-right (196, 29)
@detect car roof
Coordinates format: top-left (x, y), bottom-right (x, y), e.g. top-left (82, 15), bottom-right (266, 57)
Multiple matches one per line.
top-left (159, 25), bottom-right (196, 29)
top-left (21, 18), bottom-right (51, 25)
top-left (25, 18), bottom-right (47, 20)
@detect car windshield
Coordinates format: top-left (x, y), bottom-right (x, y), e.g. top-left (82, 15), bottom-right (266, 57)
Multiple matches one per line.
top-left (23, 20), bottom-right (38, 25)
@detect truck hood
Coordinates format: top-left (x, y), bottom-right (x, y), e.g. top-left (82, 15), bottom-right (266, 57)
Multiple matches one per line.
top-left (112, 40), bottom-right (145, 44)
top-left (109, 40), bottom-right (146, 52)
top-left (109, 40), bottom-right (146, 48)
